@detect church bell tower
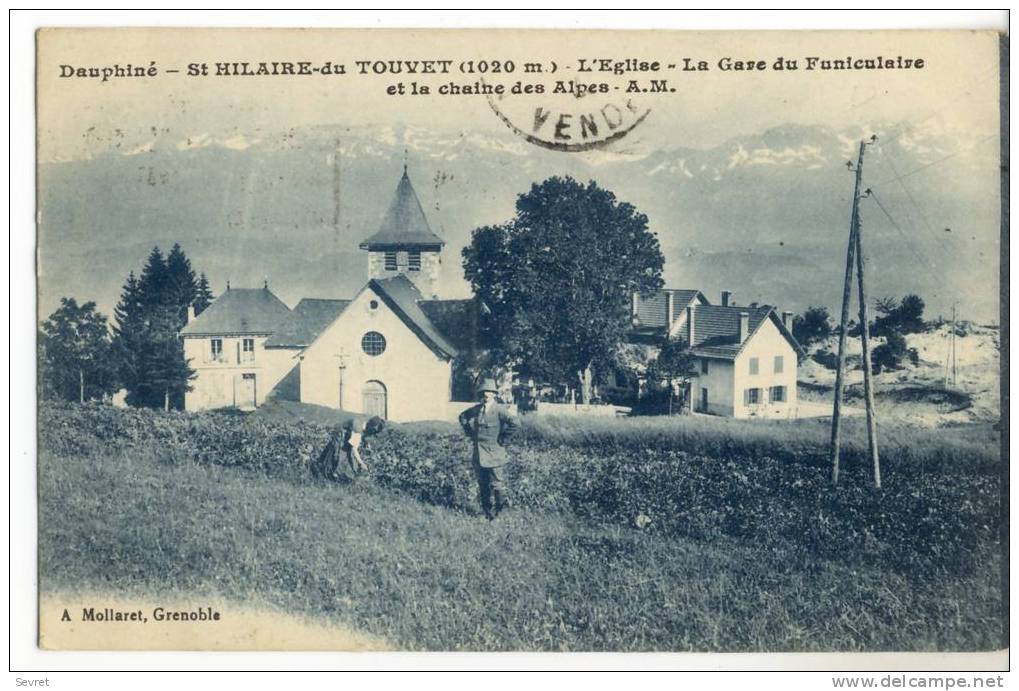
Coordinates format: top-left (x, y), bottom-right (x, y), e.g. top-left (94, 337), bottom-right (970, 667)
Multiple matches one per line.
top-left (359, 166), bottom-right (444, 298)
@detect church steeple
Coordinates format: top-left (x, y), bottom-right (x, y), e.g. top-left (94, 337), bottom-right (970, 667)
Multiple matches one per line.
top-left (359, 167), bottom-right (444, 298)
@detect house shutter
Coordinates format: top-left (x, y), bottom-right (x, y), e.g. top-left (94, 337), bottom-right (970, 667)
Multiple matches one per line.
top-left (743, 389), bottom-right (750, 406)
top-left (236, 340), bottom-right (241, 365)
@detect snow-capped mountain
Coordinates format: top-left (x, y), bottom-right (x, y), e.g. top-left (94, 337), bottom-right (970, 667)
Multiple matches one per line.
top-left (37, 121), bottom-right (1000, 324)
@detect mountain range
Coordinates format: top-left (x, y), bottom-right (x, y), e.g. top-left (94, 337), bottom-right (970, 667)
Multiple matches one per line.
top-left (38, 120), bottom-right (1001, 325)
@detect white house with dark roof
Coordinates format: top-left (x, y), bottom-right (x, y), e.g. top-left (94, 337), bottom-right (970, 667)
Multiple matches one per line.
top-left (180, 285), bottom-right (293, 410)
top-left (181, 168), bottom-right (477, 421)
top-left (631, 289), bottom-right (805, 419)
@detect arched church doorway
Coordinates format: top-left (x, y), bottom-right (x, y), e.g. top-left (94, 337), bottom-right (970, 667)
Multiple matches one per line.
top-left (363, 380), bottom-right (387, 419)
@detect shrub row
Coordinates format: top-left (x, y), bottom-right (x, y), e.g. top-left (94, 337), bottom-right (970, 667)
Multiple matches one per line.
top-left (39, 402), bottom-right (1000, 578)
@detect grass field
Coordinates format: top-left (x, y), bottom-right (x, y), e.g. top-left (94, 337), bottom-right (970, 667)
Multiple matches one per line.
top-left (38, 402), bottom-right (1004, 651)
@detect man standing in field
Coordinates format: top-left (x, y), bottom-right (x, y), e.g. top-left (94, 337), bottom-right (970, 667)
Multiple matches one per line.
top-left (459, 377), bottom-right (518, 520)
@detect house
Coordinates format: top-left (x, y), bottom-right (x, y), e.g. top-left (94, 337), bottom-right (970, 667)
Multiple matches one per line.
top-left (180, 284), bottom-right (293, 410)
top-left (631, 289), bottom-right (805, 419)
top-left (182, 167), bottom-right (478, 421)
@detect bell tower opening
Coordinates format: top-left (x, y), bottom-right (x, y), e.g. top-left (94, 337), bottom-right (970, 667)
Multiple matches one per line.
top-left (358, 166), bottom-right (444, 298)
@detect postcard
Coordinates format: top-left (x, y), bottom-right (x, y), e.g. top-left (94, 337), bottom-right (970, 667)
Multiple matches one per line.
top-left (35, 27), bottom-right (1006, 659)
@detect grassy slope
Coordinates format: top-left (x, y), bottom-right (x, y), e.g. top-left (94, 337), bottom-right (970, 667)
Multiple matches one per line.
top-left (39, 445), bottom-right (1002, 652)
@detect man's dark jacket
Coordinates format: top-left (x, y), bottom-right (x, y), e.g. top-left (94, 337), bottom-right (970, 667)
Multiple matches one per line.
top-left (459, 402), bottom-right (518, 468)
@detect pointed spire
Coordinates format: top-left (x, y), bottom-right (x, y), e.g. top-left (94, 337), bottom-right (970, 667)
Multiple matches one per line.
top-left (359, 167), bottom-right (444, 250)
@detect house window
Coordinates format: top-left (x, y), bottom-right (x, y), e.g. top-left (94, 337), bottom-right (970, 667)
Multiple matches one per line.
top-left (774, 355), bottom-right (784, 374)
top-left (749, 357), bottom-right (759, 375)
top-left (701, 358), bottom-right (709, 374)
top-left (384, 251), bottom-right (397, 271)
top-left (241, 338), bottom-right (255, 363)
top-left (408, 250), bottom-right (422, 271)
top-left (210, 338), bottom-right (224, 363)
top-left (361, 331), bottom-right (387, 356)
top-left (745, 387), bottom-right (761, 405)
top-left (770, 385), bottom-right (786, 403)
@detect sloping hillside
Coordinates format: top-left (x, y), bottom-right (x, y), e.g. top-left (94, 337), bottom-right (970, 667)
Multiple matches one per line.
top-left (799, 323), bottom-right (1000, 427)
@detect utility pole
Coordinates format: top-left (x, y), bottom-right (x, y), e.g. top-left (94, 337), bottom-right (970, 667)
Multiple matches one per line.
top-left (830, 143), bottom-right (864, 486)
top-left (945, 305), bottom-right (953, 393)
top-left (831, 137), bottom-right (881, 487)
top-left (854, 182), bottom-right (880, 489)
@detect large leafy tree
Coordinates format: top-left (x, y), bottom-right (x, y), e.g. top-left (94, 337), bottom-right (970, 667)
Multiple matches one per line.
top-left (463, 176), bottom-right (664, 402)
top-left (39, 298), bottom-right (118, 403)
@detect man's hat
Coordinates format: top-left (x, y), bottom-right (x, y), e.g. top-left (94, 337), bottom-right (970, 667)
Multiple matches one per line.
top-left (476, 377), bottom-right (499, 394)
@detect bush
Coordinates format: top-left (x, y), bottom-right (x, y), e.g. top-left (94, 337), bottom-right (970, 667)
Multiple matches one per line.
top-left (38, 401), bottom-right (1000, 579)
top-left (873, 332), bottom-right (919, 373)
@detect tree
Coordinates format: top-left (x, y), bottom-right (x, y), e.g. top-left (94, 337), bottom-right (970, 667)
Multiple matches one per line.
top-left (896, 294), bottom-right (926, 334)
top-left (872, 330), bottom-right (918, 373)
top-left (139, 305), bottom-right (196, 410)
top-left (110, 271), bottom-right (146, 402)
top-left (792, 306), bottom-right (833, 348)
top-left (873, 294), bottom-right (926, 337)
top-left (645, 339), bottom-right (699, 415)
top-left (39, 298), bottom-right (117, 403)
top-left (138, 246), bottom-right (170, 308)
top-left (111, 245), bottom-right (201, 409)
top-left (165, 243), bottom-right (198, 324)
top-left (462, 177), bottom-right (665, 403)
top-left (193, 273), bottom-right (215, 316)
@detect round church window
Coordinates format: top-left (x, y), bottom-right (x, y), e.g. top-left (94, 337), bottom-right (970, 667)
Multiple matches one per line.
top-left (361, 331), bottom-right (386, 356)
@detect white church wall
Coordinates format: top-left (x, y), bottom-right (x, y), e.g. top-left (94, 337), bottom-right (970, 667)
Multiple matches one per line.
top-left (299, 286), bottom-right (454, 421)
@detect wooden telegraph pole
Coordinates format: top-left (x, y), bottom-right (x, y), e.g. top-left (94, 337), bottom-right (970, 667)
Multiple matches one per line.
top-left (854, 180), bottom-right (880, 489)
top-left (830, 138), bottom-right (881, 487)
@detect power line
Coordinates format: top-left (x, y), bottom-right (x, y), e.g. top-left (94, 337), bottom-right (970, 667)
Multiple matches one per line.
top-left (867, 190), bottom-right (945, 288)
top-left (883, 156), bottom-right (953, 255)
top-left (871, 132), bottom-right (997, 186)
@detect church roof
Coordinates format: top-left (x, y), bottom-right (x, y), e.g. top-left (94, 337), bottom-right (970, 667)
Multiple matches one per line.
top-left (368, 275), bottom-right (459, 359)
top-left (264, 298), bottom-right (350, 348)
top-left (359, 169), bottom-right (445, 250)
top-left (419, 299), bottom-right (477, 352)
top-left (180, 287), bottom-right (291, 336)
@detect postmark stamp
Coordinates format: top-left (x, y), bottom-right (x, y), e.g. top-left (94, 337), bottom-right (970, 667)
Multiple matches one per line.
top-left (486, 88), bottom-right (651, 152)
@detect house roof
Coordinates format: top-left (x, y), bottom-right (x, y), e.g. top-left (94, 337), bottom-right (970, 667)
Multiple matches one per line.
top-left (359, 170), bottom-right (445, 250)
top-left (264, 298), bottom-right (350, 348)
top-left (368, 275), bottom-right (460, 360)
top-left (180, 287), bottom-right (291, 336)
top-left (688, 304), bottom-right (806, 360)
top-left (633, 289), bottom-right (706, 329)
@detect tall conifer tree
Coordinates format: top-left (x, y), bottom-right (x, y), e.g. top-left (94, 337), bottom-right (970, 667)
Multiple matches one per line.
top-left (194, 273), bottom-right (215, 316)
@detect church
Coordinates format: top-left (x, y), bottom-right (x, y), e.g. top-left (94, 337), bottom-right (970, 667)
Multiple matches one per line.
top-left (181, 167), bottom-right (479, 422)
